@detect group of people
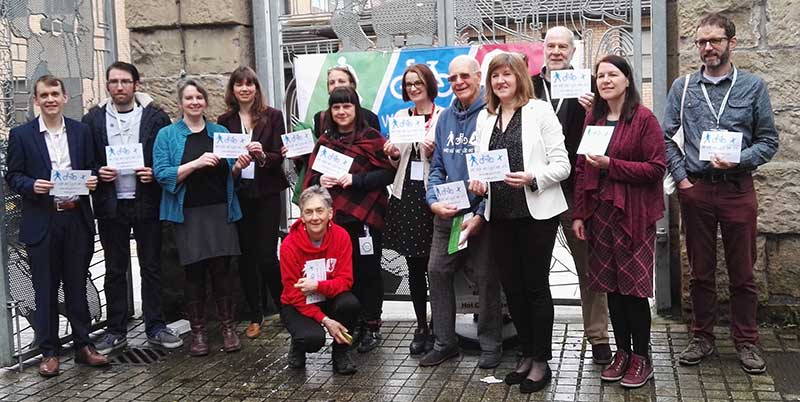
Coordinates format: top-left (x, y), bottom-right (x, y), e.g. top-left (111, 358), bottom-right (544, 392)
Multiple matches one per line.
top-left (5, 12), bottom-right (778, 393)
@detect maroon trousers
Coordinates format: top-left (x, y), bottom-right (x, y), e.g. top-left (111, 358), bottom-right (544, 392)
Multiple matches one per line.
top-left (678, 173), bottom-right (758, 345)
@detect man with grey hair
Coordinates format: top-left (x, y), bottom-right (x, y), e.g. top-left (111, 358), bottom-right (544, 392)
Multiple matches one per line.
top-left (531, 26), bottom-right (611, 364)
top-left (420, 55), bottom-right (503, 368)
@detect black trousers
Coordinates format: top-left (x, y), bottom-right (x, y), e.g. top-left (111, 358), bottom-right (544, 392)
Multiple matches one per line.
top-left (407, 256), bottom-right (430, 328)
top-left (339, 220), bottom-right (383, 326)
top-left (98, 205), bottom-right (165, 338)
top-left (27, 210), bottom-right (93, 357)
top-left (281, 292), bottom-right (360, 353)
top-left (237, 194), bottom-right (283, 322)
top-left (492, 216), bottom-right (559, 361)
top-left (607, 292), bottom-right (651, 356)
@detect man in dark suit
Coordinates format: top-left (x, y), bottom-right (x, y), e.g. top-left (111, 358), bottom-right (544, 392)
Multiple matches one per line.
top-left (5, 75), bottom-right (109, 377)
top-left (82, 62), bottom-right (181, 354)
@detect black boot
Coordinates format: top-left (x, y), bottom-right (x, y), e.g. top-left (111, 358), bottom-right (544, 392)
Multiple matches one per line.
top-left (409, 326), bottom-right (429, 355)
top-left (288, 341), bottom-right (306, 369)
top-left (358, 320), bottom-right (382, 353)
top-left (332, 344), bottom-right (357, 375)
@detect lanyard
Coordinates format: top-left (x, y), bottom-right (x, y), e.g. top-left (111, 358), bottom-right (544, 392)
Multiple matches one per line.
top-left (411, 107), bottom-right (433, 153)
top-left (542, 78), bottom-right (564, 115)
top-left (239, 112), bottom-right (254, 140)
top-left (700, 67), bottom-right (738, 128)
top-left (363, 225), bottom-right (371, 237)
top-left (112, 104), bottom-right (136, 144)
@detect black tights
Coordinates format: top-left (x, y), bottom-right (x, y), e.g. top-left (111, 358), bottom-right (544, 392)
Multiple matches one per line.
top-left (184, 257), bottom-right (232, 304)
top-left (607, 292), bottom-right (650, 357)
top-left (407, 256), bottom-right (430, 329)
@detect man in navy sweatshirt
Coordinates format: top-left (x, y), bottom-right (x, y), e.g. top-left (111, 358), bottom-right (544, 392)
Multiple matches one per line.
top-left (419, 55), bottom-right (503, 369)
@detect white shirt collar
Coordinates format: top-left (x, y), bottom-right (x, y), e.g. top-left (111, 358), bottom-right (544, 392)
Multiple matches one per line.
top-left (38, 115), bottom-right (66, 135)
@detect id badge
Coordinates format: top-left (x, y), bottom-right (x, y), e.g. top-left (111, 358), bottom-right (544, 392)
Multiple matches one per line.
top-left (359, 225), bottom-right (374, 255)
top-left (410, 161), bottom-right (424, 181)
top-left (241, 161), bottom-right (255, 179)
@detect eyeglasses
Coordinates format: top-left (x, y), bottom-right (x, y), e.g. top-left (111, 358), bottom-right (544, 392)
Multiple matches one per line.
top-left (108, 79), bottom-right (134, 87)
top-left (447, 72), bottom-right (477, 83)
top-left (694, 37), bottom-right (729, 48)
top-left (404, 80), bottom-right (425, 89)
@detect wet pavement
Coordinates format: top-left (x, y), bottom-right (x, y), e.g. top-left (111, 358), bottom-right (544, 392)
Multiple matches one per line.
top-left (1, 312), bottom-right (799, 402)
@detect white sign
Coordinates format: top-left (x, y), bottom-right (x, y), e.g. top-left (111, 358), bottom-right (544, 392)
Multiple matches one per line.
top-left (389, 116), bottom-right (426, 144)
top-left (281, 129), bottom-right (316, 158)
top-left (699, 130), bottom-right (743, 163)
top-left (303, 258), bottom-right (327, 305)
top-left (212, 133), bottom-right (248, 158)
top-left (105, 143), bottom-right (144, 170)
top-left (550, 68), bottom-right (592, 99)
top-left (241, 162), bottom-right (255, 179)
top-left (50, 169), bottom-right (91, 196)
top-left (465, 149), bottom-right (510, 182)
top-left (433, 181), bottom-right (471, 210)
top-left (311, 145), bottom-right (354, 178)
top-left (577, 126), bottom-right (616, 155)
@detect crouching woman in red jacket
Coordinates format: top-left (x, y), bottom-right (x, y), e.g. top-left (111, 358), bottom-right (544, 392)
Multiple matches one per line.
top-left (280, 185), bottom-right (360, 375)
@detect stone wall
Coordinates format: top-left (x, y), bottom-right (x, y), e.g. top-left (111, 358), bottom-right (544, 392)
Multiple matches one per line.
top-left (672, 1), bottom-right (800, 322)
top-left (125, 0), bottom-right (254, 119)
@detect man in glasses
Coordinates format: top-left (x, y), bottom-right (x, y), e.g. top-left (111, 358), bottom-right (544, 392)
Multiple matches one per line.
top-left (82, 62), bottom-right (182, 354)
top-left (420, 55), bottom-right (503, 369)
top-left (530, 26), bottom-right (611, 365)
top-left (664, 13), bottom-right (778, 374)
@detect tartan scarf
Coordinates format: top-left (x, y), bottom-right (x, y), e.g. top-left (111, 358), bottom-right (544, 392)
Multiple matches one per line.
top-left (303, 126), bottom-right (393, 229)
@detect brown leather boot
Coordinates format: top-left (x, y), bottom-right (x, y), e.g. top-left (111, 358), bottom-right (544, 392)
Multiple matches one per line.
top-left (217, 297), bottom-right (241, 352)
top-left (186, 302), bottom-right (209, 357)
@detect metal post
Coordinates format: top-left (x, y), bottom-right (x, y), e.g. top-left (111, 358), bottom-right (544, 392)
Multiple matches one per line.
top-left (437, 0), bottom-right (455, 46)
top-left (0, 191), bottom-right (15, 367)
top-left (651, 0), bottom-right (671, 311)
top-left (632, 0), bottom-right (643, 90)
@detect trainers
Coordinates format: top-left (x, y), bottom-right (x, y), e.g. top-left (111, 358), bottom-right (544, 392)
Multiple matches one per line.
top-left (147, 328), bottom-right (184, 349)
top-left (601, 350), bottom-right (630, 382)
top-left (592, 343), bottom-right (613, 364)
top-left (678, 336), bottom-right (715, 365)
top-left (736, 343), bottom-right (766, 374)
top-left (419, 346), bottom-right (460, 367)
top-left (95, 333), bottom-right (127, 355)
top-left (620, 353), bottom-right (653, 388)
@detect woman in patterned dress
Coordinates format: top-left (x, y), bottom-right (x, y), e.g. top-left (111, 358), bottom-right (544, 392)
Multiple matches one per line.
top-left (382, 64), bottom-right (443, 355)
top-left (572, 55), bottom-right (666, 388)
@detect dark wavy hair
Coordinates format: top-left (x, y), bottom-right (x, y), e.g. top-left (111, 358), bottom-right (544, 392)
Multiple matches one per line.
top-left (224, 66), bottom-right (269, 129)
top-left (401, 63), bottom-right (438, 102)
top-left (698, 12), bottom-right (736, 38)
top-left (591, 55), bottom-right (641, 123)
top-left (322, 86), bottom-right (366, 138)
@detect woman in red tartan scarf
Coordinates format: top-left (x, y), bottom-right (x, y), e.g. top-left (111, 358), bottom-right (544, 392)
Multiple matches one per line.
top-left (304, 86), bottom-right (395, 353)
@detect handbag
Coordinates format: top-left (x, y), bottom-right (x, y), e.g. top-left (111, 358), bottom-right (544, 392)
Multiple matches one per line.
top-left (663, 74), bottom-right (691, 195)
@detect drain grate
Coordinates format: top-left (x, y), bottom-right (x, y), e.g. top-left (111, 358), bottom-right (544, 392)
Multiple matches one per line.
top-left (765, 352), bottom-right (800, 394)
top-left (112, 347), bottom-right (168, 365)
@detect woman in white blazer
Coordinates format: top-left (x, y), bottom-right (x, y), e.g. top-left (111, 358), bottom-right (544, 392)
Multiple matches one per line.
top-left (382, 64), bottom-right (443, 355)
top-left (469, 53), bottom-right (570, 394)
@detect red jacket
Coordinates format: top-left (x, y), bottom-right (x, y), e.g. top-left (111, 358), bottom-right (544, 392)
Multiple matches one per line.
top-left (280, 219), bottom-right (353, 322)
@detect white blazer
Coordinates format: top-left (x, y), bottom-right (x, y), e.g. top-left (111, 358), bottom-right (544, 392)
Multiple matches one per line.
top-left (475, 98), bottom-right (570, 221)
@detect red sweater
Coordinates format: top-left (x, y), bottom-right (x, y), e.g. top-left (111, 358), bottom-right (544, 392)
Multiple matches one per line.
top-left (280, 219), bottom-right (353, 323)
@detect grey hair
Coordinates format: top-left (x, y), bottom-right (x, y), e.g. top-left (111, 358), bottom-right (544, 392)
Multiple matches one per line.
top-left (449, 55), bottom-right (480, 73)
top-left (299, 185), bottom-right (333, 210)
top-left (177, 78), bottom-right (209, 104)
top-left (544, 26), bottom-right (576, 47)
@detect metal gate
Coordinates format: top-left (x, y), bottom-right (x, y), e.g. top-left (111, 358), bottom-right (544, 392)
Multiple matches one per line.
top-left (256, 0), bottom-right (670, 307)
top-left (0, 0), bottom-right (118, 367)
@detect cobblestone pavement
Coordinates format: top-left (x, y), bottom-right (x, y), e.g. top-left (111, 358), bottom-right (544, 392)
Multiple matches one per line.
top-left (1, 315), bottom-right (799, 402)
